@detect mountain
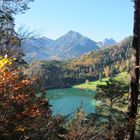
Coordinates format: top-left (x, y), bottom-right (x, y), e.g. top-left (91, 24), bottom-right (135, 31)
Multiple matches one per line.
top-left (27, 37), bottom-right (54, 48)
top-left (98, 38), bottom-right (117, 47)
top-left (21, 37), bottom-right (54, 62)
top-left (21, 31), bottom-right (99, 62)
top-left (48, 31), bottom-right (99, 59)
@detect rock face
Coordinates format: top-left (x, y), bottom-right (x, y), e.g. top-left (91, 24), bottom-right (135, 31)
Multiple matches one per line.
top-left (98, 38), bottom-right (117, 47)
top-left (21, 31), bottom-right (99, 62)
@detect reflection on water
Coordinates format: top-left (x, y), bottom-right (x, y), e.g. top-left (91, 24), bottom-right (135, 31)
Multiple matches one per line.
top-left (45, 88), bottom-right (96, 116)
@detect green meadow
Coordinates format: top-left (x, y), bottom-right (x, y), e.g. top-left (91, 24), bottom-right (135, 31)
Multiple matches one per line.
top-left (73, 72), bottom-right (130, 90)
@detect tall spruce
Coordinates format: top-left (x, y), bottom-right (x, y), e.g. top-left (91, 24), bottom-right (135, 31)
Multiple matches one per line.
top-left (95, 79), bottom-right (128, 139)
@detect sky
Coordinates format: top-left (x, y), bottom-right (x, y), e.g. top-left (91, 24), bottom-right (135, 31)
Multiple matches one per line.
top-left (15, 0), bottom-right (134, 42)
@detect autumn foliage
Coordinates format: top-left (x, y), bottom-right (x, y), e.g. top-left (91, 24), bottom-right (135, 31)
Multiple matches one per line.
top-left (0, 57), bottom-right (64, 140)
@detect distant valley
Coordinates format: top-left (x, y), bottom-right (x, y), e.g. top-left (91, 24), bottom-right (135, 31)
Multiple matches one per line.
top-left (21, 31), bottom-right (117, 62)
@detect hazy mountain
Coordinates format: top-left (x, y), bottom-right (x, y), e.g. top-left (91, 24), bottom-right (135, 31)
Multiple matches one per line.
top-left (21, 37), bottom-right (54, 62)
top-left (27, 37), bottom-right (54, 48)
top-left (48, 31), bottom-right (99, 59)
top-left (98, 38), bottom-right (117, 47)
top-left (21, 31), bottom-right (99, 62)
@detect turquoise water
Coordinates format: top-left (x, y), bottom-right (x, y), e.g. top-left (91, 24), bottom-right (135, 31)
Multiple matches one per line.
top-left (45, 88), bottom-right (96, 116)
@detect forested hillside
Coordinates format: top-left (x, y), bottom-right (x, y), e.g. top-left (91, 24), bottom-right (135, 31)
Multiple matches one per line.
top-left (25, 36), bottom-right (132, 89)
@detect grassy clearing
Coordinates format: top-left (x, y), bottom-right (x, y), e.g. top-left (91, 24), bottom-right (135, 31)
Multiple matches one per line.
top-left (73, 72), bottom-right (130, 90)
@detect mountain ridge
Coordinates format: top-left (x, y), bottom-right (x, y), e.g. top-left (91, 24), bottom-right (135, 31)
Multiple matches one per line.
top-left (21, 31), bottom-right (116, 62)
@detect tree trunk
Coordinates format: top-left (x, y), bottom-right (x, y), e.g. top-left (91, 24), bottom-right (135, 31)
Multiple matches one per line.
top-left (125, 0), bottom-right (140, 139)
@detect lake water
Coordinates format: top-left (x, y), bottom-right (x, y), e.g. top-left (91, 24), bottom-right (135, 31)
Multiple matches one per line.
top-left (45, 88), bottom-right (96, 116)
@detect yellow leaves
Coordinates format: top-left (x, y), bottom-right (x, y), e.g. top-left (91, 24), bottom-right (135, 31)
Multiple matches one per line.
top-left (0, 57), bottom-right (17, 77)
top-left (0, 57), bottom-right (12, 70)
top-left (0, 57), bottom-right (17, 71)
top-left (16, 125), bottom-right (26, 132)
top-left (72, 58), bottom-right (95, 66)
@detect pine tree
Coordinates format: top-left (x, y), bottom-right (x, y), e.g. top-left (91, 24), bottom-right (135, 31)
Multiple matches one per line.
top-left (95, 78), bottom-right (128, 139)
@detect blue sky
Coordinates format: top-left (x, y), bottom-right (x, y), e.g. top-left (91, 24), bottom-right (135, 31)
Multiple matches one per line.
top-left (15, 0), bottom-right (134, 42)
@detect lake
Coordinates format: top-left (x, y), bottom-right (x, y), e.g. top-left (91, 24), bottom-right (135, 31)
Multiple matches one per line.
top-left (45, 88), bottom-right (96, 116)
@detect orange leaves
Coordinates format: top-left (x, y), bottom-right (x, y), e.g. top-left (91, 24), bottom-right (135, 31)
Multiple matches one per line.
top-left (104, 66), bottom-right (110, 78)
top-left (13, 79), bottom-right (33, 92)
top-left (23, 105), bottom-right (42, 117)
top-left (11, 94), bottom-right (29, 103)
top-left (21, 79), bottom-right (33, 85)
top-left (0, 57), bottom-right (58, 139)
